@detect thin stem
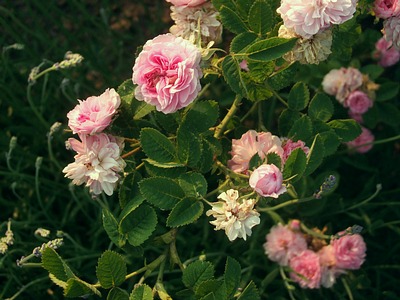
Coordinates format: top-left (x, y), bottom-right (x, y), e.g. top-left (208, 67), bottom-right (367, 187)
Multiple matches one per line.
top-left (215, 160), bottom-right (249, 179)
top-left (257, 196), bottom-right (315, 212)
top-left (300, 222), bottom-right (331, 240)
top-left (214, 95), bottom-right (242, 138)
top-left (338, 134), bottom-right (400, 155)
top-left (27, 84), bottom-right (50, 129)
top-left (265, 82), bottom-right (288, 107)
top-left (121, 147), bottom-right (141, 159)
top-left (5, 276), bottom-right (48, 300)
top-left (204, 178), bottom-right (230, 198)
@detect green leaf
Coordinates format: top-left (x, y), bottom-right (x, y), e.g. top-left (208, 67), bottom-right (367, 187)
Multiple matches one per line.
top-left (237, 281), bottom-right (260, 300)
top-left (304, 134), bottom-right (325, 176)
top-left (177, 127), bottom-right (202, 167)
top-left (140, 128), bottom-right (176, 163)
top-left (288, 82), bottom-right (309, 111)
top-left (144, 159), bottom-right (185, 169)
top-left (222, 55), bottom-right (248, 98)
top-left (129, 284), bottom-right (153, 300)
top-left (64, 278), bottom-right (101, 298)
top-left (181, 101), bottom-right (219, 134)
top-left (195, 139), bottom-right (215, 173)
top-left (249, 153), bottom-right (263, 171)
top-left (360, 64), bottom-right (384, 80)
top-left (319, 130), bottom-right (341, 156)
top-left (167, 197), bottom-right (204, 227)
top-left (278, 109), bottom-right (301, 137)
top-left (308, 93), bottom-right (333, 122)
top-left (224, 257), bottom-right (241, 299)
top-left (139, 177), bottom-right (185, 209)
top-left (119, 172), bottom-right (143, 209)
top-left (248, 0), bottom-right (273, 36)
top-left (219, 5), bottom-right (249, 34)
top-left (154, 111), bottom-right (180, 133)
top-left (96, 250), bottom-right (127, 289)
top-left (182, 260), bottom-right (215, 290)
top-left (288, 115), bottom-right (313, 141)
top-left (378, 102), bottom-right (400, 126)
top-left (49, 274), bottom-right (67, 289)
top-left (120, 204), bottom-right (157, 247)
top-left (283, 148), bottom-right (307, 182)
top-left (144, 160), bottom-right (186, 178)
top-left (196, 279), bottom-right (226, 299)
top-left (266, 152), bottom-right (282, 170)
top-left (108, 287), bottom-right (129, 300)
top-left (132, 102), bottom-right (155, 120)
top-left (230, 32), bottom-right (258, 53)
top-left (119, 195), bottom-right (145, 227)
top-left (118, 79), bottom-right (135, 102)
top-left (103, 209), bottom-right (126, 248)
top-left (328, 119), bottom-right (361, 142)
top-left (376, 82), bottom-right (399, 102)
top-left (179, 172), bottom-right (208, 197)
top-left (247, 37), bottom-right (297, 62)
top-left (267, 62), bottom-right (298, 91)
top-left (41, 247), bottom-right (75, 282)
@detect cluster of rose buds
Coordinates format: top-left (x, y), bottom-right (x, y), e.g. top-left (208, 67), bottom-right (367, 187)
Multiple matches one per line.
top-left (228, 130), bottom-right (309, 198)
top-left (63, 88), bottom-right (126, 196)
top-left (276, 0), bottom-right (357, 64)
top-left (264, 221), bottom-right (367, 289)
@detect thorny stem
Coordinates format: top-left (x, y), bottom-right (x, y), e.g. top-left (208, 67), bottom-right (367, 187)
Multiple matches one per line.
top-left (214, 95), bottom-right (242, 139)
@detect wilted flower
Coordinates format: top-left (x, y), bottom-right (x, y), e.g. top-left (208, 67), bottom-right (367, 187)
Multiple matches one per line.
top-left (166, 0), bottom-right (207, 7)
top-left (63, 134), bottom-right (126, 196)
top-left (289, 250), bottom-right (322, 289)
top-left (384, 16), bottom-right (400, 50)
top-left (331, 234), bottom-right (366, 270)
top-left (346, 126), bottom-right (375, 153)
top-left (263, 223), bottom-right (307, 266)
top-left (67, 88), bottom-right (121, 135)
top-left (206, 189), bottom-right (260, 241)
top-left (279, 25), bottom-right (333, 64)
top-left (132, 33), bottom-right (202, 114)
top-left (344, 90), bottom-right (373, 114)
top-left (249, 164), bottom-right (287, 198)
top-left (373, 0), bottom-right (400, 19)
top-left (374, 36), bottom-right (400, 67)
top-left (170, 2), bottom-right (222, 45)
top-left (228, 130), bottom-right (283, 174)
top-left (276, 0), bottom-right (357, 38)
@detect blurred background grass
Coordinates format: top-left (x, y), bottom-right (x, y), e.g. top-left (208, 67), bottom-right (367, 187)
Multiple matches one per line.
top-left (1, 1), bottom-right (400, 299)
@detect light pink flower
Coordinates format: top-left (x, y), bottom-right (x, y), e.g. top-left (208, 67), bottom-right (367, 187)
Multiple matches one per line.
top-left (67, 88), bottom-right (121, 135)
top-left (276, 0), bottom-right (357, 38)
top-left (132, 33), bottom-right (202, 114)
top-left (228, 130), bottom-right (284, 174)
top-left (322, 67), bottom-right (363, 103)
top-left (374, 37), bottom-right (400, 67)
top-left (373, 0), bottom-right (400, 19)
top-left (263, 223), bottom-right (307, 266)
top-left (318, 245), bottom-right (346, 288)
top-left (289, 250), bottom-right (322, 289)
top-left (239, 60), bottom-right (249, 72)
top-left (344, 90), bottom-right (373, 114)
top-left (63, 134), bottom-right (126, 196)
top-left (331, 234), bottom-right (366, 270)
top-left (249, 164), bottom-right (287, 198)
top-left (384, 16), bottom-right (400, 50)
top-left (166, 0), bottom-right (207, 7)
top-left (348, 111), bottom-right (364, 123)
top-left (206, 189), bottom-right (260, 241)
top-left (281, 138), bottom-right (310, 163)
top-left (346, 126), bottom-right (375, 153)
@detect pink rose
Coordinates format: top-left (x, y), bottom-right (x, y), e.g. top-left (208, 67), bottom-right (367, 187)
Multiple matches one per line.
top-left (384, 16), bottom-right (400, 50)
top-left (263, 223), bottom-right (307, 266)
top-left (318, 245), bottom-right (346, 288)
top-left (373, 0), bottom-right (400, 19)
top-left (132, 34), bottom-right (202, 114)
top-left (67, 88), bottom-right (121, 135)
top-left (344, 91), bottom-right (373, 114)
top-left (166, 0), bottom-right (207, 7)
top-left (346, 126), bottom-right (375, 153)
top-left (374, 37), bottom-right (400, 67)
top-left (348, 111), bottom-right (364, 123)
top-left (276, 0), bottom-right (356, 38)
top-left (228, 130), bottom-right (283, 174)
top-left (249, 164), bottom-right (287, 198)
top-left (331, 234), bottom-right (366, 270)
top-left (289, 250), bottom-right (322, 289)
top-left (322, 67), bottom-right (363, 103)
top-left (281, 138), bottom-right (310, 163)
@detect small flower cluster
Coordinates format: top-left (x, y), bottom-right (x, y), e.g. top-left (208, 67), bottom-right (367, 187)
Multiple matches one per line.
top-left (264, 222), bottom-right (367, 289)
top-left (32, 238), bottom-right (64, 258)
top-left (0, 219), bottom-right (14, 255)
top-left (63, 88), bottom-right (126, 196)
top-left (373, 0), bottom-right (400, 50)
top-left (206, 189), bottom-right (260, 241)
top-left (228, 130), bottom-right (309, 198)
top-left (276, 0), bottom-right (357, 64)
top-left (53, 51), bottom-right (84, 70)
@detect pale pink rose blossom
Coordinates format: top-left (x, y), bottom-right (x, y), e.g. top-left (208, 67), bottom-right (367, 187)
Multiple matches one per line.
top-left (344, 91), bottom-right (373, 114)
top-left (263, 223), bottom-right (307, 266)
top-left (384, 16), bottom-right (400, 50)
top-left (249, 164), bottom-right (287, 198)
top-left (228, 130), bottom-right (284, 174)
top-left (373, 0), bottom-right (400, 19)
top-left (289, 250), bottom-right (322, 289)
top-left (132, 34), bottom-right (202, 114)
top-left (63, 134), bottom-right (126, 196)
top-left (322, 67), bottom-right (363, 103)
top-left (206, 189), bottom-right (260, 241)
top-left (166, 0), bottom-right (207, 7)
top-left (374, 37), bottom-right (400, 67)
top-left (346, 126), bottom-right (375, 153)
top-left (281, 138), bottom-right (310, 163)
top-left (276, 0), bottom-right (357, 39)
top-left (318, 245), bottom-right (346, 288)
top-left (331, 234), bottom-right (366, 270)
top-left (67, 88), bottom-right (121, 135)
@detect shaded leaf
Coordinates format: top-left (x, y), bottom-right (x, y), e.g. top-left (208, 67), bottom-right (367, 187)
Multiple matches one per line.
top-left (183, 260), bottom-right (215, 290)
top-left (308, 93), bottom-right (333, 122)
top-left (140, 128), bottom-right (176, 163)
top-left (288, 82), bottom-right (309, 111)
top-left (283, 148), bottom-right (307, 182)
top-left (167, 197), bottom-right (204, 227)
top-left (96, 250), bottom-right (127, 289)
